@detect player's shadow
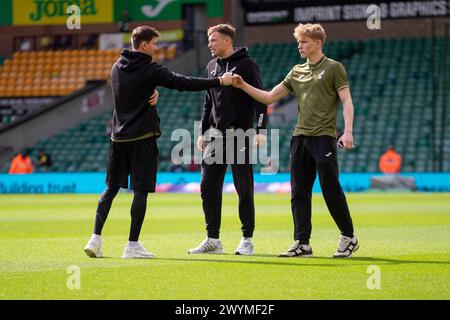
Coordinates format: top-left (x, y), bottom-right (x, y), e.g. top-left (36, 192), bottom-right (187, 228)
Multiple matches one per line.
top-left (156, 255), bottom-right (450, 268)
top-left (341, 256), bottom-right (450, 265)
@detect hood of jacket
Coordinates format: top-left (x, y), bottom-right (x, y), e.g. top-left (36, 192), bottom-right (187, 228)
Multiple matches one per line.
top-left (118, 49), bottom-right (152, 73)
top-left (220, 47), bottom-right (249, 62)
top-left (212, 47), bottom-right (249, 74)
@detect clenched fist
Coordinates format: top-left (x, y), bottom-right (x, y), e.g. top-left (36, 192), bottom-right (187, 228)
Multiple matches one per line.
top-left (219, 72), bottom-right (234, 86)
top-left (231, 74), bottom-right (245, 88)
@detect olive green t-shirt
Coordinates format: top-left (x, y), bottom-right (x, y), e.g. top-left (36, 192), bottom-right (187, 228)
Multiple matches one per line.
top-left (282, 55), bottom-right (349, 138)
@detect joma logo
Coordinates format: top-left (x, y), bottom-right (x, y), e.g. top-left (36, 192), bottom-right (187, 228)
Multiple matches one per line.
top-left (30, 0), bottom-right (97, 22)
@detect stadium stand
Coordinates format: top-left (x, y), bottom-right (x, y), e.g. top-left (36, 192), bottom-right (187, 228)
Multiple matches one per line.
top-left (0, 49), bottom-right (120, 98)
top-left (1, 37), bottom-right (449, 173)
top-left (0, 49), bottom-right (120, 127)
top-left (0, 97), bottom-right (57, 128)
top-left (0, 46), bottom-right (179, 127)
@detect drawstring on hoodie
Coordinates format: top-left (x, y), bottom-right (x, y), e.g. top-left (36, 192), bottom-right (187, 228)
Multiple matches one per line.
top-left (213, 61), bottom-right (229, 76)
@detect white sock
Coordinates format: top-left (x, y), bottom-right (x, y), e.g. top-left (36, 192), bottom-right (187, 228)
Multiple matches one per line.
top-left (128, 241), bottom-right (139, 248)
top-left (243, 237), bottom-right (252, 241)
top-left (91, 234), bottom-right (102, 242)
top-left (208, 237), bottom-right (219, 244)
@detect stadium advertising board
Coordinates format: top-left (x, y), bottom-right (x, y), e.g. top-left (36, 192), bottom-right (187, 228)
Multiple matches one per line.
top-left (98, 29), bottom-right (184, 50)
top-left (1, 173), bottom-right (449, 194)
top-left (114, 0), bottom-right (223, 21)
top-left (12, 0), bottom-right (114, 26)
top-left (0, 0), bottom-right (12, 25)
top-left (242, 0), bottom-right (450, 25)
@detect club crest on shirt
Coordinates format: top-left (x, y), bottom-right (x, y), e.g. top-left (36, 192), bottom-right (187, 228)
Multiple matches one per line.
top-left (298, 73), bottom-right (311, 81)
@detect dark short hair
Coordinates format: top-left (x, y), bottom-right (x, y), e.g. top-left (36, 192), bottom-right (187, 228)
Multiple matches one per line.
top-left (207, 23), bottom-right (236, 39)
top-left (131, 26), bottom-right (160, 49)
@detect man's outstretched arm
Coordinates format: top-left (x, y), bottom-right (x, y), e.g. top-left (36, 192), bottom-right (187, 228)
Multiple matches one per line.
top-left (232, 74), bottom-right (289, 105)
top-left (153, 64), bottom-right (233, 91)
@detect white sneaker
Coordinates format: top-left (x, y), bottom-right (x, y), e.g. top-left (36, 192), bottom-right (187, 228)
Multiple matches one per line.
top-left (188, 238), bottom-right (223, 254)
top-left (278, 240), bottom-right (313, 258)
top-left (122, 242), bottom-right (155, 259)
top-left (235, 237), bottom-right (254, 255)
top-left (333, 235), bottom-right (359, 258)
top-left (84, 236), bottom-right (102, 258)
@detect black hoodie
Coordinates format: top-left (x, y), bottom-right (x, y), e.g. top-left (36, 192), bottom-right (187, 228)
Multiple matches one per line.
top-left (111, 49), bottom-right (220, 141)
top-left (200, 47), bottom-right (268, 135)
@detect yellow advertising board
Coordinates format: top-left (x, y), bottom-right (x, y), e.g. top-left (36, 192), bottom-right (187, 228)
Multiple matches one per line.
top-left (13, 0), bottom-right (113, 26)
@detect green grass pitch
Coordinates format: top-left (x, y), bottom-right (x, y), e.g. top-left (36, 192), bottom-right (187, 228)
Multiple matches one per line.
top-left (0, 193), bottom-right (449, 299)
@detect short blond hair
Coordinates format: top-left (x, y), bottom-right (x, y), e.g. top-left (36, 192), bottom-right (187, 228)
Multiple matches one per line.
top-left (293, 23), bottom-right (326, 47)
top-left (207, 23), bottom-right (236, 39)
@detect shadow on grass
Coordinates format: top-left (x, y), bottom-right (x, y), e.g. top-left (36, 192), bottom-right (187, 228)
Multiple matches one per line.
top-left (154, 255), bottom-right (450, 268)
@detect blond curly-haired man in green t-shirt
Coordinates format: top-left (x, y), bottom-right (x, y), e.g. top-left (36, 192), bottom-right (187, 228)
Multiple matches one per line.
top-left (232, 23), bottom-right (359, 258)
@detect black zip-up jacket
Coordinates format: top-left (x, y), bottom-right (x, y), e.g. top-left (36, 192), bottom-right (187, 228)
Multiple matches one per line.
top-left (111, 49), bottom-right (220, 141)
top-left (200, 47), bottom-right (268, 136)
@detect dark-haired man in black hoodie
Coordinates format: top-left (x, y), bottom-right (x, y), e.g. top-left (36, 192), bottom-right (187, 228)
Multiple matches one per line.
top-left (84, 26), bottom-right (233, 259)
top-left (188, 24), bottom-right (268, 256)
